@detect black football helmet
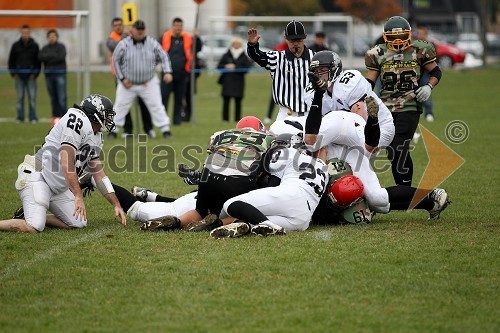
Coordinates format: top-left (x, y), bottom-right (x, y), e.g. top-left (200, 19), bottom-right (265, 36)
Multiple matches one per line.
top-left (383, 16), bottom-right (412, 52)
top-left (79, 94), bottom-right (116, 132)
top-left (271, 133), bottom-right (305, 151)
top-left (309, 50), bottom-right (342, 82)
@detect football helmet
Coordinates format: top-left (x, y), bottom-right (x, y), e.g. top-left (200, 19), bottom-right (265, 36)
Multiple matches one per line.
top-left (383, 16), bottom-right (412, 52)
top-left (79, 94), bottom-right (116, 132)
top-left (309, 50), bottom-right (342, 82)
top-left (271, 133), bottom-right (305, 151)
top-left (328, 175), bottom-right (364, 208)
top-left (236, 116), bottom-right (266, 133)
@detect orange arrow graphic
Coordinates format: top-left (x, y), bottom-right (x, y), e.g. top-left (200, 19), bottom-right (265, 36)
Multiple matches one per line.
top-left (410, 124), bottom-right (465, 209)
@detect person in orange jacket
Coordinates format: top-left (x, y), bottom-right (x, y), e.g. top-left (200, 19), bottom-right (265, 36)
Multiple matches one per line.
top-left (160, 17), bottom-right (201, 125)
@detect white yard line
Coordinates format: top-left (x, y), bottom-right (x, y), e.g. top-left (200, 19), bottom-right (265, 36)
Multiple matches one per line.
top-left (0, 227), bottom-right (113, 277)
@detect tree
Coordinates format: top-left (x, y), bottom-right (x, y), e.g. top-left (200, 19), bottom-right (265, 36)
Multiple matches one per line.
top-left (334, 0), bottom-right (402, 24)
top-left (230, 0), bottom-right (321, 16)
top-left (334, 0), bottom-right (402, 43)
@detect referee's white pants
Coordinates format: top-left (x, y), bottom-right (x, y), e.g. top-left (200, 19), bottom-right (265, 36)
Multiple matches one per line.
top-left (113, 75), bottom-right (170, 133)
top-left (275, 106), bottom-right (307, 122)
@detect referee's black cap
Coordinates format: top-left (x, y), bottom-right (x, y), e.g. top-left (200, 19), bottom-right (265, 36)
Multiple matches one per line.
top-left (285, 20), bottom-right (306, 40)
top-left (133, 20), bottom-right (146, 30)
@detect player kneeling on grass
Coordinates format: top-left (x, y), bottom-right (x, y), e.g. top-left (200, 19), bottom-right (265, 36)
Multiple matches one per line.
top-left (0, 94), bottom-right (126, 233)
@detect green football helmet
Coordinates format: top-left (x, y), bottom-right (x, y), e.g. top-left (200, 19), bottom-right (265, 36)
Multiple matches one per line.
top-left (339, 198), bottom-right (374, 224)
top-left (383, 16), bottom-right (412, 52)
top-left (326, 158), bottom-right (353, 186)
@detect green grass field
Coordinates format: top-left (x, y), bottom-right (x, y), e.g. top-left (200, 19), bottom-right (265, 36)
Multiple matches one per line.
top-left (0, 69), bottom-right (499, 333)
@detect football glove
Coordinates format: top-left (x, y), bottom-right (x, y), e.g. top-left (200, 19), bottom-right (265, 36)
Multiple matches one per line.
top-left (307, 72), bottom-right (328, 93)
top-left (178, 163), bottom-right (201, 186)
top-left (415, 83), bottom-right (433, 102)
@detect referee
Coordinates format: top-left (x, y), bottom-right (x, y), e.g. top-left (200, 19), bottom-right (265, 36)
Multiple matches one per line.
top-left (112, 20), bottom-right (173, 138)
top-left (247, 20), bottom-right (314, 122)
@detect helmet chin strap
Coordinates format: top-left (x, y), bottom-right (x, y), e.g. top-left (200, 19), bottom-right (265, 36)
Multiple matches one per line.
top-left (95, 117), bottom-right (106, 132)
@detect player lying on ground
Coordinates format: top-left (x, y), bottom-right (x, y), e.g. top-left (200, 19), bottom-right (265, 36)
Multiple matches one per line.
top-left (305, 72), bottom-right (450, 219)
top-left (207, 133), bottom-right (328, 238)
top-left (0, 94), bottom-right (126, 233)
top-left (140, 116), bottom-right (275, 232)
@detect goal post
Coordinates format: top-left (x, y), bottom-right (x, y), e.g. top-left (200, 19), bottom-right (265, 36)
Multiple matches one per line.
top-left (0, 10), bottom-right (90, 101)
top-left (207, 15), bottom-right (354, 69)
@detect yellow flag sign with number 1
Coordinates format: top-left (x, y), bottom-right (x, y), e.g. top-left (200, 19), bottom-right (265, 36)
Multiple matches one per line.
top-left (122, 3), bottom-right (138, 26)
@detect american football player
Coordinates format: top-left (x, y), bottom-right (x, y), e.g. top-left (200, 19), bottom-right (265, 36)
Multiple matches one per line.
top-left (209, 133), bottom-right (328, 238)
top-left (0, 94), bottom-right (126, 233)
top-left (305, 75), bottom-right (451, 220)
top-left (141, 117), bottom-right (275, 232)
top-left (312, 158), bottom-right (374, 225)
top-left (365, 16), bottom-right (441, 186)
top-left (305, 50), bottom-right (395, 153)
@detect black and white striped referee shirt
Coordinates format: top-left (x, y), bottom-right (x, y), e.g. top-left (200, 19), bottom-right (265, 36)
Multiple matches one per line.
top-left (248, 43), bottom-right (314, 114)
top-left (113, 35), bottom-right (172, 84)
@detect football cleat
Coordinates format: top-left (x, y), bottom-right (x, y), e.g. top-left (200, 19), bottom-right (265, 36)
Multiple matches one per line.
top-left (428, 188), bottom-right (451, 220)
top-left (12, 207), bottom-right (25, 220)
top-left (365, 96), bottom-right (379, 119)
top-left (185, 214), bottom-right (220, 232)
top-left (250, 223), bottom-right (286, 237)
top-left (140, 215), bottom-right (181, 231)
top-left (132, 186), bottom-right (150, 202)
top-left (210, 222), bottom-right (250, 239)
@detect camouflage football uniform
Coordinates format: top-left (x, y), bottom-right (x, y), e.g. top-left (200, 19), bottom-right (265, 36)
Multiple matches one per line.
top-left (196, 128), bottom-right (275, 217)
top-left (365, 40), bottom-right (437, 113)
top-left (365, 40), bottom-right (437, 186)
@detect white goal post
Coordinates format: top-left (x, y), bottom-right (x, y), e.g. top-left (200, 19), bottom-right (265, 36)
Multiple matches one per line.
top-left (207, 15), bottom-right (354, 69)
top-left (0, 10), bottom-right (90, 101)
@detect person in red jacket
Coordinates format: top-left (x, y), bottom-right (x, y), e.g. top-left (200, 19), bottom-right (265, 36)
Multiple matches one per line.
top-left (160, 17), bottom-right (201, 125)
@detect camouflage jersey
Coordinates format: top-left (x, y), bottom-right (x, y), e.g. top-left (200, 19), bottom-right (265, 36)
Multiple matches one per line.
top-left (365, 40), bottom-right (437, 113)
top-left (204, 128), bottom-right (275, 177)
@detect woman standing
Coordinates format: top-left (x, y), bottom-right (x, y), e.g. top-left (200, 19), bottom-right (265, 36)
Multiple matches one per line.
top-left (217, 38), bottom-right (253, 122)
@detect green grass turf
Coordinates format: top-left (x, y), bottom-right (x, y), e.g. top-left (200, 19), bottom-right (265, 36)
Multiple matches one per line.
top-left (0, 69), bottom-right (499, 332)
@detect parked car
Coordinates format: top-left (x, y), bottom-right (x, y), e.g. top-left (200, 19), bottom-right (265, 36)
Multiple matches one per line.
top-left (428, 37), bottom-right (466, 68)
top-left (455, 33), bottom-right (484, 58)
top-left (487, 33), bottom-right (500, 56)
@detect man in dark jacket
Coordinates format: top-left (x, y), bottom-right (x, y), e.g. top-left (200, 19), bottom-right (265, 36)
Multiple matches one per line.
top-left (217, 38), bottom-right (253, 121)
top-left (39, 29), bottom-right (67, 125)
top-left (8, 25), bottom-right (41, 123)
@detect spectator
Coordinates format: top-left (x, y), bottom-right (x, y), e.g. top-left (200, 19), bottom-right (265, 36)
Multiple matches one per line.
top-left (107, 17), bottom-right (154, 137)
top-left (217, 38), bottom-right (253, 122)
top-left (39, 29), bottom-right (67, 126)
top-left (247, 20), bottom-right (314, 121)
top-left (309, 32), bottom-right (331, 52)
top-left (416, 25), bottom-right (435, 122)
top-left (264, 38), bottom-right (288, 124)
top-left (112, 20), bottom-right (173, 139)
top-left (8, 24), bottom-right (41, 123)
top-left (160, 17), bottom-right (197, 125)
top-left (182, 29), bottom-right (203, 122)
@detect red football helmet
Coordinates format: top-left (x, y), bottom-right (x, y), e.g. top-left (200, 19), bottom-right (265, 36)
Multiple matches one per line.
top-left (328, 175), bottom-right (364, 207)
top-left (236, 116), bottom-right (266, 133)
